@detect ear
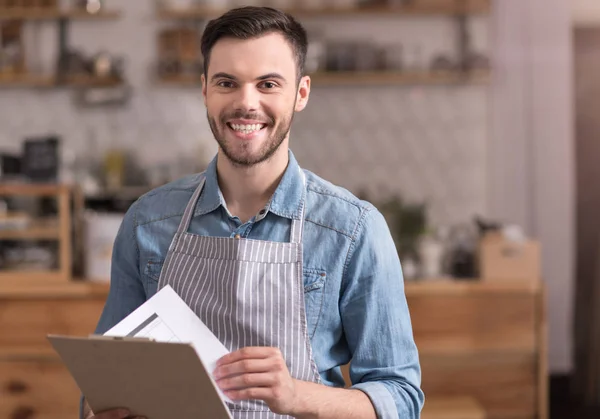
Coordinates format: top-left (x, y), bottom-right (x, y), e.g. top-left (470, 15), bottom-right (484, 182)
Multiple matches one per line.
top-left (294, 75), bottom-right (311, 112)
top-left (201, 74), bottom-right (207, 106)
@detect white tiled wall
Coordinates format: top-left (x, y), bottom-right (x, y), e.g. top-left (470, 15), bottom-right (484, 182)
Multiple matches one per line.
top-left (0, 0), bottom-right (490, 228)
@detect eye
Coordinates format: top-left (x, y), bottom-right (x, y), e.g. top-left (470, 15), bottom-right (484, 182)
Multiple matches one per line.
top-left (260, 81), bottom-right (278, 89)
top-left (217, 80), bottom-right (235, 88)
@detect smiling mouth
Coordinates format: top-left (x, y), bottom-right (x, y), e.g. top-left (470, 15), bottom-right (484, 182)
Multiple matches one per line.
top-left (226, 123), bottom-right (267, 135)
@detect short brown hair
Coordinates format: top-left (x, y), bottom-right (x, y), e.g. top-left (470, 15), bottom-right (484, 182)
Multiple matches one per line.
top-left (200, 6), bottom-right (308, 81)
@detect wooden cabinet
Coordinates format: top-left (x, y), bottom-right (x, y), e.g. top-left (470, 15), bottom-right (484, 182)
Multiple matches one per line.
top-left (407, 280), bottom-right (548, 419)
top-left (340, 279), bottom-right (547, 419)
top-left (0, 184), bottom-right (74, 284)
top-left (0, 283), bottom-right (108, 419)
top-left (0, 359), bottom-right (83, 419)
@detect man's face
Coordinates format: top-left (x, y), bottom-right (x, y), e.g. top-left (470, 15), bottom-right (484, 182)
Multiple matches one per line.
top-left (202, 32), bottom-right (310, 167)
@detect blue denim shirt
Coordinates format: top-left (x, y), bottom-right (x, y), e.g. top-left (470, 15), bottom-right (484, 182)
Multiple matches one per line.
top-left (94, 150), bottom-right (424, 419)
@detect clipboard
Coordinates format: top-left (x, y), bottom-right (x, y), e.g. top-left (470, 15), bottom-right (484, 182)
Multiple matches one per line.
top-left (47, 334), bottom-right (233, 419)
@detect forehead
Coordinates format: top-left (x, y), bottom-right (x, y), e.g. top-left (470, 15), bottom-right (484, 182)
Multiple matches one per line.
top-left (207, 32), bottom-right (296, 79)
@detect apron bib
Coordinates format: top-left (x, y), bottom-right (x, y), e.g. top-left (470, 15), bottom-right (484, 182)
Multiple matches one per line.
top-left (157, 171), bottom-right (321, 419)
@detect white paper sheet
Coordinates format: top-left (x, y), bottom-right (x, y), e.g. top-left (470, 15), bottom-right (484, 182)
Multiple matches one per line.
top-left (104, 285), bottom-right (232, 403)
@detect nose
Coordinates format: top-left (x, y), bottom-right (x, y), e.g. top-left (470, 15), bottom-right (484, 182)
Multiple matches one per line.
top-left (233, 83), bottom-right (260, 112)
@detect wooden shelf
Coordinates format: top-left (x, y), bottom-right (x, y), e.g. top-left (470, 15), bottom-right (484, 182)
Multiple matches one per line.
top-left (0, 73), bottom-right (54, 87)
top-left (0, 270), bottom-right (66, 284)
top-left (156, 74), bottom-right (203, 87)
top-left (61, 74), bottom-right (122, 87)
top-left (0, 184), bottom-right (69, 196)
top-left (310, 70), bottom-right (490, 86)
top-left (157, 1), bottom-right (490, 20)
top-left (0, 8), bottom-right (121, 21)
top-left (0, 219), bottom-right (60, 240)
top-left (155, 70), bottom-right (490, 87)
top-left (0, 184), bottom-right (72, 283)
top-left (0, 73), bottom-right (123, 88)
top-left (59, 9), bottom-right (121, 20)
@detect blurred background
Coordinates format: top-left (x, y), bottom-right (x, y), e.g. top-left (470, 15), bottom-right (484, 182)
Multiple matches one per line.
top-left (0, 0), bottom-right (592, 418)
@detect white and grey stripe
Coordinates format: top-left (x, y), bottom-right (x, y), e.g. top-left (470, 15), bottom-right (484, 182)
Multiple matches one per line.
top-left (157, 174), bottom-right (321, 419)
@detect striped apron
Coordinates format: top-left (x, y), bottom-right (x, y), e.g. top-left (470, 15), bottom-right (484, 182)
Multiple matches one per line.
top-left (157, 171), bottom-right (321, 419)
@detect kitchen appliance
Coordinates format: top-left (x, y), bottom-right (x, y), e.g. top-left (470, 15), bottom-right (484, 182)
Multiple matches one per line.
top-left (21, 136), bottom-right (60, 183)
top-left (0, 153), bottom-right (22, 179)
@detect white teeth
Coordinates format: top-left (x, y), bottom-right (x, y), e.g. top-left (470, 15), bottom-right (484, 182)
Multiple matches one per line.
top-left (230, 123), bottom-right (263, 133)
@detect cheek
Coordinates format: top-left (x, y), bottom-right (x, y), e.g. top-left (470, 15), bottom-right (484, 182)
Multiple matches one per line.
top-left (205, 93), bottom-right (225, 110)
top-left (205, 101), bottom-right (225, 122)
top-left (265, 96), bottom-right (295, 119)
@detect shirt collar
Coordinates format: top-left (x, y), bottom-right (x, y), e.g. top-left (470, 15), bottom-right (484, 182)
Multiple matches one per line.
top-left (194, 150), bottom-right (305, 220)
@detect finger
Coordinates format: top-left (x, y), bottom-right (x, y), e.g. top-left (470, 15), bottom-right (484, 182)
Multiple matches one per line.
top-left (94, 408), bottom-right (131, 419)
top-left (214, 357), bottom-right (276, 379)
top-left (217, 372), bottom-right (278, 391)
top-left (217, 347), bottom-right (280, 367)
top-left (224, 387), bottom-right (273, 402)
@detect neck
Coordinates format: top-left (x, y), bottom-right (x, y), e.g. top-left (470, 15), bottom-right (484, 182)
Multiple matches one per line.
top-left (217, 145), bottom-right (289, 223)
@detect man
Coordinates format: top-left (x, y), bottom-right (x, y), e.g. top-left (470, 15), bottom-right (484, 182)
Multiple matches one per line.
top-left (85, 6), bottom-right (423, 419)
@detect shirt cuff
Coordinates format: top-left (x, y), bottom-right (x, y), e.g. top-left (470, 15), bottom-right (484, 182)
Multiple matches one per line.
top-left (351, 381), bottom-right (399, 419)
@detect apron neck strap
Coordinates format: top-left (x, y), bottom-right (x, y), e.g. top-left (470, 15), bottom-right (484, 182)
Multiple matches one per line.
top-left (289, 170), bottom-right (306, 245)
top-left (177, 175), bottom-right (206, 235)
top-left (177, 168), bottom-right (307, 244)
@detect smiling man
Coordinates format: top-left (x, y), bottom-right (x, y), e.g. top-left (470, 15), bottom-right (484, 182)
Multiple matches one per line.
top-left (86, 6), bottom-right (423, 419)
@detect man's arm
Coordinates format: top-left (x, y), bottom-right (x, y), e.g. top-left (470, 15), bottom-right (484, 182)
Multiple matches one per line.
top-left (214, 206), bottom-right (424, 419)
top-left (79, 200), bottom-right (147, 419)
top-left (94, 199), bottom-right (147, 335)
top-left (292, 380), bottom-right (377, 419)
top-left (214, 346), bottom-right (378, 419)
top-left (336, 206), bottom-right (424, 419)
top-left (292, 206), bottom-right (424, 418)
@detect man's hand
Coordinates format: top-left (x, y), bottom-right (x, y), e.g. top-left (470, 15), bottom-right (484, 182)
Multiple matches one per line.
top-left (213, 347), bottom-right (298, 415)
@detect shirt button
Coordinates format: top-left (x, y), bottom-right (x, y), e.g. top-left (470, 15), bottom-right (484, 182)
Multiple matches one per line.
top-left (259, 209), bottom-right (266, 215)
top-left (234, 234), bottom-right (241, 239)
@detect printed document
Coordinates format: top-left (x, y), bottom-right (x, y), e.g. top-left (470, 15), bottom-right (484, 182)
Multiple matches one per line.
top-left (104, 285), bottom-right (232, 403)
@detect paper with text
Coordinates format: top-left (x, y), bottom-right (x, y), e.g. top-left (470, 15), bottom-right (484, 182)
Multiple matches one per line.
top-left (104, 285), bottom-right (232, 403)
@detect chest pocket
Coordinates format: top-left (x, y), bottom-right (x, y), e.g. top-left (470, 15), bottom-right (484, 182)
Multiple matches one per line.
top-left (144, 259), bottom-right (163, 298)
top-left (303, 268), bottom-right (327, 339)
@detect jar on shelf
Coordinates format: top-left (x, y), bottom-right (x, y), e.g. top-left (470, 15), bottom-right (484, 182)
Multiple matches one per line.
top-left (228, 0), bottom-right (264, 7)
top-left (263, 0), bottom-right (294, 9)
top-left (327, 0), bottom-right (358, 9)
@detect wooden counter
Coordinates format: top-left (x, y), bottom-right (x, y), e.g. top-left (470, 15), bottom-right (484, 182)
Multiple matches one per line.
top-left (407, 279), bottom-right (547, 419)
top-left (339, 278), bottom-right (547, 419)
top-left (0, 278), bottom-right (547, 419)
top-left (0, 281), bottom-right (108, 419)
top-left (0, 277), bottom-right (540, 298)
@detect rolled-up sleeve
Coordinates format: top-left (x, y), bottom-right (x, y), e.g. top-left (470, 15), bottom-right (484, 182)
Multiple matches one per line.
top-left (340, 206), bottom-right (424, 419)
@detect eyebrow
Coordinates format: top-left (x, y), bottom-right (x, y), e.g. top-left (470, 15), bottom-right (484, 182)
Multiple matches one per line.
top-left (210, 72), bottom-right (287, 84)
top-left (257, 73), bottom-right (287, 83)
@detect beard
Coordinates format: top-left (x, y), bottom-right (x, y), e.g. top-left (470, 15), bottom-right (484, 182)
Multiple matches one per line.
top-left (207, 107), bottom-right (294, 167)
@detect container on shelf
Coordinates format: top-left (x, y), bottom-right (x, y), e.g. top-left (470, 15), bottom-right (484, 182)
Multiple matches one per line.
top-left (83, 211), bottom-right (123, 282)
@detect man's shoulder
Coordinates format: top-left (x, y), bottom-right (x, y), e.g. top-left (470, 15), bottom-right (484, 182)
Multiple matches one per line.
top-left (132, 172), bottom-right (204, 226)
top-left (303, 169), bottom-right (378, 239)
